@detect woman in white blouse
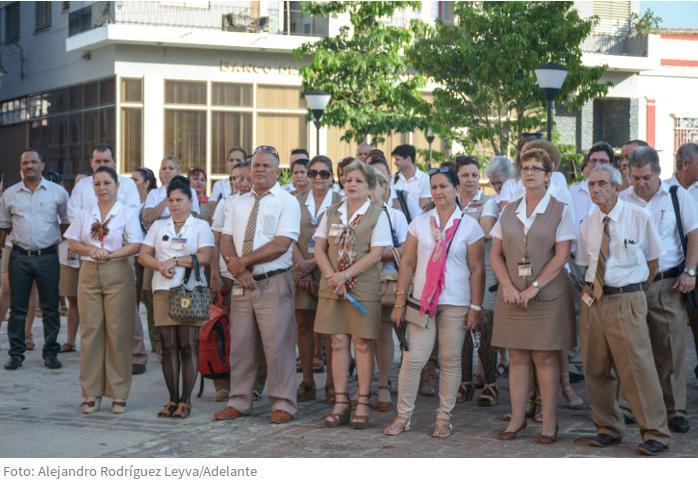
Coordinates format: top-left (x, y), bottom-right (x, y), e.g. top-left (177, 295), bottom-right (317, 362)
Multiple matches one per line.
top-left (386, 166), bottom-right (485, 438)
top-left (139, 176), bottom-right (214, 419)
top-left (142, 155), bottom-right (200, 227)
top-left (65, 166), bottom-right (143, 414)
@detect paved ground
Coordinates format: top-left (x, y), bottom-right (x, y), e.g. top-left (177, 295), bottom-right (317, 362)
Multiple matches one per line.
top-left (1, 311), bottom-right (698, 458)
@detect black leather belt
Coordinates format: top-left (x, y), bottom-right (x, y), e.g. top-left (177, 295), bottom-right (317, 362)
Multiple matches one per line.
top-left (252, 268), bottom-right (289, 282)
top-left (12, 245), bottom-right (57, 256)
top-left (653, 266), bottom-right (681, 282)
top-left (602, 282), bottom-right (649, 295)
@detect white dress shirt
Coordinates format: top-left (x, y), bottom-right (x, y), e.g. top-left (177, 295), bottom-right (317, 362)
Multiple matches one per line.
top-left (490, 191), bottom-right (576, 242)
top-left (0, 178), bottom-right (69, 250)
top-left (305, 189), bottom-right (335, 226)
top-left (210, 178), bottom-right (233, 203)
top-left (211, 194), bottom-right (239, 280)
top-left (64, 201), bottom-right (143, 262)
top-left (314, 199), bottom-right (393, 248)
top-left (620, 182), bottom-right (698, 272)
top-left (408, 207), bottom-right (484, 307)
top-left (576, 199), bottom-right (662, 287)
top-left (144, 185), bottom-right (201, 219)
top-left (666, 174), bottom-right (698, 203)
top-left (222, 182), bottom-right (300, 275)
top-left (481, 196), bottom-right (499, 219)
top-left (569, 179), bottom-right (598, 229)
top-left (142, 215), bottom-right (214, 291)
top-left (68, 175), bottom-right (140, 223)
top-left (390, 186), bottom-right (422, 220)
top-left (394, 167), bottom-right (431, 207)
top-left (382, 204), bottom-right (408, 274)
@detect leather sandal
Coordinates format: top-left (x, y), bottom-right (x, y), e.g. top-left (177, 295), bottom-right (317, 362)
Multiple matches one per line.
top-left (324, 392), bottom-right (351, 428)
top-left (325, 385), bottom-right (336, 405)
top-left (173, 402), bottom-right (192, 419)
top-left (79, 397), bottom-right (102, 414)
top-left (432, 419), bottom-right (453, 439)
top-left (477, 384), bottom-right (499, 407)
top-left (297, 381), bottom-right (316, 402)
top-left (383, 416), bottom-right (411, 436)
top-left (350, 393), bottom-right (371, 429)
top-left (456, 381), bottom-right (475, 403)
top-left (157, 401), bottom-right (177, 418)
top-left (497, 420), bottom-right (527, 440)
top-left (376, 386), bottom-right (392, 412)
top-left (111, 401), bottom-right (127, 414)
top-left (59, 342), bottom-right (76, 353)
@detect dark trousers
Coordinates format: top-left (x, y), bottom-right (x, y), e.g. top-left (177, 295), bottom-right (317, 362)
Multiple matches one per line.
top-left (7, 249), bottom-right (60, 359)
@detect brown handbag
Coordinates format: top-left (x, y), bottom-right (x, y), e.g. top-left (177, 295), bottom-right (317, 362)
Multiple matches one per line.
top-left (168, 254), bottom-right (213, 323)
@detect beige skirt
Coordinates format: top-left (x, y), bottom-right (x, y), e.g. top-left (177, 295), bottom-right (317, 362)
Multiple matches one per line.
top-left (153, 290), bottom-right (203, 327)
top-left (314, 297), bottom-right (382, 340)
top-left (492, 282), bottom-right (575, 351)
top-left (59, 264), bottom-right (80, 297)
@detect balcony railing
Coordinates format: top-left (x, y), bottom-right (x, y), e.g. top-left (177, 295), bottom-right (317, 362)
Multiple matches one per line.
top-left (68, 1), bottom-right (328, 38)
top-left (581, 33), bottom-right (648, 57)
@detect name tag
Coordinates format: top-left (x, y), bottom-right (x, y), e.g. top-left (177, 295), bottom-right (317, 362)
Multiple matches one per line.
top-left (171, 237), bottom-right (187, 251)
top-left (307, 239), bottom-right (316, 254)
top-left (328, 223), bottom-right (344, 237)
top-left (231, 281), bottom-right (244, 296)
top-left (581, 289), bottom-right (595, 308)
top-left (517, 257), bottom-right (532, 278)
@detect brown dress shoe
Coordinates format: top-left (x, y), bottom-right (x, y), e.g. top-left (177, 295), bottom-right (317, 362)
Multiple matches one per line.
top-left (214, 406), bottom-right (244, 421)
top-left (269, 410), bottom-right (294, 424)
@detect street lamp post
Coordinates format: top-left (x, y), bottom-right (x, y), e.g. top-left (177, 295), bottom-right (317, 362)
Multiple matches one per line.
top-left (534, 63), bottom-right (568, 141)
top-left (425, 127), bottom-right (435, 169)
top-left (303, 90), bottom-right (331, 156)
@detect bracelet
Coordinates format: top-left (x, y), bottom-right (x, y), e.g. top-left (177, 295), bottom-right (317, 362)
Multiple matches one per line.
top-left (393, 303), bottom-right (405, 309)
top-left (344, 271), bottom-right (352, 282)
top-left (469, 304), bottom-right (482, 312)
top-left (173, 256), bottom-right (179, 266)
top-left (395, 289), bottom-right (407, 297)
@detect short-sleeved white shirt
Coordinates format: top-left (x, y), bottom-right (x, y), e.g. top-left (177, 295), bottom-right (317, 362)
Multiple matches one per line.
top-left (144, 185), bottom-right (201, 219)
top-left (490, 192), bottom-right (576, 242)
top-left (576, 199), bottom-right (662, 287)
top-left (382, 205), bottom-right (408, 274)
top-left (390, 186), bottom-right (422, 221)
top-left (394, 167), bottom-right (431, 207)
top-left (68, 175), bottom-right (140, 223)
top-left (305, 189), bottom-right (335, 226)
top-left (221, 182), bottom-right (300, 275)
top-left (142, 215), bottom-right (214, 291)
top-left (210, 178), bottom-right (233, 204)
top-left (211, 193), bottom-right (240, 279)
top-left (64, 201), bottom-right (143, 262)
top-left (666, 174), bottom-right (698, 203)
top-left (480, 196), bottom-right (499, 219)
top-left (408, 208), bottom-right (484, 306)
top-left (313, 199), bottom-right (393, 248)
top-left (620, 181), bottom-right (698, 272)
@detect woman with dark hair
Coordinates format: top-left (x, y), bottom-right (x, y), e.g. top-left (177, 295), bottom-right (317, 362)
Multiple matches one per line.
top-left (188, 167), bottom-right (210, 223)
top-left (65, 166), bottom-right (143, 414)
top-left (132, 167), bottom-right (157, 205)
top-left (385, 166), bottom-right (485, 438)
top-left (294, 155), bottom-right (342, 403)
top-left (139, 176), bottom-right (214, 418)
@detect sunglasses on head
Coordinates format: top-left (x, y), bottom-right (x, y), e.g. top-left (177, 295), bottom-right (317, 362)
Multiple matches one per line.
top-left (427, 166), bottom-right (453, 176)
top-left (253, 145), bottom-right (279, 158)
top-left (522, 132), bottom-right (544, 140)
top-left (307, 169), bottom-right (332, 180)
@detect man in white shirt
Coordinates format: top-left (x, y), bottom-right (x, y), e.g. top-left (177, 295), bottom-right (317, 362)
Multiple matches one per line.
top-left (66, 143), bottom-right (148, 374)
top-left (577, 164), bottom-right (671, 456)
top-left (210, 147), bottom-right (247, 215)
top-left (356, 142), bottom-right (372, 162)
top-left (618, 139), bottom-right (650, 190)
top-left (391, 144), bottom-right (431, 210)
top-left (667, 142), bottom-right (698, 384)
top-left (215, 145), bottom-right (301, 424)
top-left (621, 146), bottom-right (698, 434)
top-left (0, 149), bottom-right (69, 370)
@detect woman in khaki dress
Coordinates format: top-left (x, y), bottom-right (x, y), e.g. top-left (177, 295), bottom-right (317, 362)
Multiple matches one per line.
top-left (139, 176), bottom-right (214, 419)
top-left (491, 148), bottom-right (576, 444)
top-left (65, 166), bottom-right (143, 414)
top-left (313, 161), bottom-right (392, 428)
top-left (294, 155), bottom-right (342, 403)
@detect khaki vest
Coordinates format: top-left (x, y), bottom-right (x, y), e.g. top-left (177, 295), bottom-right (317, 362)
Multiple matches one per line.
top-left (499, 196), bottom-right (567, 301)
top-left (318, 201), bottom-right (383, 302)
top-left (296, 190), bottom-right (342, 283)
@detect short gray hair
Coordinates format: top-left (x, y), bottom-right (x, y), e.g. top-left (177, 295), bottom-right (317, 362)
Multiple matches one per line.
top-left (676, 142), bottom-right (698, 169)
top-left (486, 156), bottom-right (514, 179)
top-left (590, 164), bottom-right (623, 186)
top-left (629, 145), bottom-right (660, 173)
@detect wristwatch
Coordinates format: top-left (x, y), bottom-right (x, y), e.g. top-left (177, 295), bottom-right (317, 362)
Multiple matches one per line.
top-left (685, 268), bottom-right (697, 277)
top-left (532, 280), bottom-right (541, 289)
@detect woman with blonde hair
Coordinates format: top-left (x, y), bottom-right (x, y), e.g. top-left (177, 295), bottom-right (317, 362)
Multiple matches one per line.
top-left (143, 155), bottom-right (200, 227)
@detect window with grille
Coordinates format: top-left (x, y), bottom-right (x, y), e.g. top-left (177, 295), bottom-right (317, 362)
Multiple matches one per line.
top-left (4, 2), bottom-right (20, 42)
top-left (35, 2), bottom-right (52, 33)
top-left (674, 116), bottom-right (698, 154)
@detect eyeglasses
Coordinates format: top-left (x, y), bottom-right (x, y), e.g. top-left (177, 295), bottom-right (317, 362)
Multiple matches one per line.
top-left (520, 166), bottom-right (547, 174)
top-left (588, 157), bottom-right (610, 164)
top-left (308, 169), bottom-right (332, 180)
top-left (253, 145), bottom-right (279, 158)
top-left (427, 166), bottom-right (453, 176)
top-left (522, 132), bottom-right (544, 139)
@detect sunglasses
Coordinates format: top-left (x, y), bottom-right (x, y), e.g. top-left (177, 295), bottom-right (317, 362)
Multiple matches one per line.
top-left (427, 166), bottom-right (453, 176)
top-left (522, 132), bottom-right (544, 140)
top-left (253, 145), bottom-right (279, 158)
top-left (308, 169), bottom-right (332, 180)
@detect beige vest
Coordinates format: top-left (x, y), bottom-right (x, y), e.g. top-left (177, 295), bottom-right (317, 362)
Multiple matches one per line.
top-left (318, 201), bottom-right (383, 302)
top-left (499, 196), bottom-right (567, 301)
top-left (296, 190), bottom-right (342, 283)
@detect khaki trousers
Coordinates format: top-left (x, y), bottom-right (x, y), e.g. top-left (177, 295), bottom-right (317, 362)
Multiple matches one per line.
top-left (78, 260), bottom-right (136, 400)
top-left (580, 290), bottom-right (671, 445)
top-left (227, 272), bottom-right (297, 415)
top-left (646, 277), bottom-right (688, 419)
top-left (396, 304), bottom-right (467, 422)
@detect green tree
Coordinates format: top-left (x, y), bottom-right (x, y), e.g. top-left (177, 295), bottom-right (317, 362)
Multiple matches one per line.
top-left (294, 1), bottom-right (427, 143)
top-left (409, 1), bottom-right (611, 155)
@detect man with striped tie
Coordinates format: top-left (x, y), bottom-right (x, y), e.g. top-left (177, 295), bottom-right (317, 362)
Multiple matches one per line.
top-left (576, 164), bottom-right (671, 456)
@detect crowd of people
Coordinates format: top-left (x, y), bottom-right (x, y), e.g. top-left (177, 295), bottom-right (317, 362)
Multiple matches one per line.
top-left (0, 135), bottom-right (697, 457)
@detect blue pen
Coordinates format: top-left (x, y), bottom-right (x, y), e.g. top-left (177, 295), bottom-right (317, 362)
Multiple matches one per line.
top-left (345, 292), bottom-right (368, 315)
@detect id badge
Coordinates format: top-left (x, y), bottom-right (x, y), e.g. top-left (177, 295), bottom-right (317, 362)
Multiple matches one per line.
top-left (517, 257), bottom-right (532, 278)
top-left (171, 237), bottom-right (187, 251)
top-left (581, 290), bottom-right (595, 308)
top-left (328, 223), bottom-right (344, 237)
top-left (307, 239), bottom-right (316, 255)
top-left (231, 281), bottom-right (244, 296)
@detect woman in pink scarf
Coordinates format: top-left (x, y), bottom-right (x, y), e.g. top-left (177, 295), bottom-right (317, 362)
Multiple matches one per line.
top-left (385, 165), bottom-right (485, 438)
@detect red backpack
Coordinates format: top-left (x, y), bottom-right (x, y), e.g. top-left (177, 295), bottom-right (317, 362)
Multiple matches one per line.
top-left (197, 291), bottom-right (230, 396)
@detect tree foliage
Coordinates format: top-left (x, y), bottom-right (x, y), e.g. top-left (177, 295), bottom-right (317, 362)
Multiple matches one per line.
top-left (294, 1), bottom-right (427, 143)
top-left (410, 1), bottom-right (611, 154)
